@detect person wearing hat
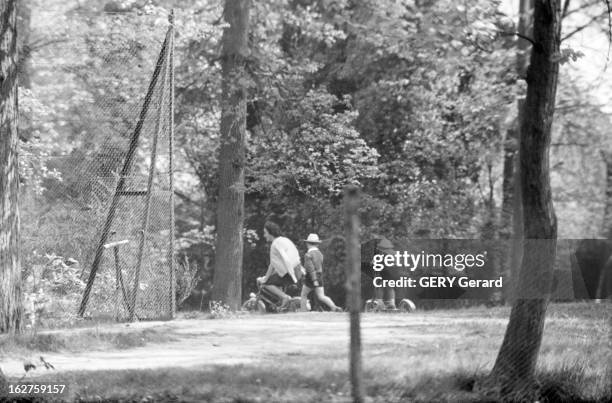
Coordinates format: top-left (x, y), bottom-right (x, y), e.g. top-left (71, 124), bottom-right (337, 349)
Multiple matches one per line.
top-left (300, 233), bottom-right (343, 312)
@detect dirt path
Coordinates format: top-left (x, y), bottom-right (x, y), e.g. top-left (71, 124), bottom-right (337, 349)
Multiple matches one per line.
top-left (1, 312), bottom-right (491, 377)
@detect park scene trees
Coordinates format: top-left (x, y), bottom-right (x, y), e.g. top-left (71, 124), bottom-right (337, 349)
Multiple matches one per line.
top-left (1, 0), bottom-right (611, 401)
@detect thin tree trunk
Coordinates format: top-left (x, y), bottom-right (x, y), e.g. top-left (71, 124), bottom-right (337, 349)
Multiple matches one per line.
top-left (487, 0), bottom-right (561, 397)
top-left (601, 151), bottom-right (612, 238)
top-left (516, 0), bottom-right (534, 76)
top-left (16, 0), bottom-right (31, 89)
top-left (499, 0), bottom-right (532, 304)
top-left (598, 151), bottom-right (612, 299)
top-left (211, 0), bottom-right (250, 310)
top-left (0, 0), bottom-right (22, 334)
top-left (508, 100), bottom-right (525, 302)
top-left (481, 163), bottom-right (500, 301)
top-left (499, 124), bottom-right (519, 302)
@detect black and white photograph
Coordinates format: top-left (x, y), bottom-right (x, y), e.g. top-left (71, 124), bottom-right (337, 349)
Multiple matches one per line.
top-left (0, 0), bottom-right (611, 401)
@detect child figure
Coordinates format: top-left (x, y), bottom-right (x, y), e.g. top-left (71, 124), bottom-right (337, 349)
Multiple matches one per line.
top-left (300, 234), bottom-right (343, 312)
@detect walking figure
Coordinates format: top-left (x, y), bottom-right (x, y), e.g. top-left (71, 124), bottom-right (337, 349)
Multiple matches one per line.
top-left (300, 233), bottom-right (343, 312)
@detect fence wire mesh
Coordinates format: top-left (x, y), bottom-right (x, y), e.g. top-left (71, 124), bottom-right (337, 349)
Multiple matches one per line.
top-left (21, 8), bottom-right (175, 325)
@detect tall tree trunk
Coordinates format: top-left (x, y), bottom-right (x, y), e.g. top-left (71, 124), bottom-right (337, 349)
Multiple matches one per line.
top-left (487, 0), bottom-right (561, 397)
top-left (211, 0), bottom-right (250, 310)
top-left (0, 0), bottom-right (22, 334)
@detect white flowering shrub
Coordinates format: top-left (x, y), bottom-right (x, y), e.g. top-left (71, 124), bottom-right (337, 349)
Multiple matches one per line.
top-left (22, 253), bottom-right (116, 328)
top-left (208, 300), bottom-right (234, 319)
top-left (176, 257), bottom-right (200, 308)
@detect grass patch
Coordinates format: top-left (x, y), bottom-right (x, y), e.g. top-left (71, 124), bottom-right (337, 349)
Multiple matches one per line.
top-left (0, 302), bottom-right (608, 401)
top-left (536, 359), bottom-right (612, 403)
top-left (18, 363), bottom-right (611, 402)
top-left (0, 327), bottom-right (177, 356)
top-left (423, 301), bottom-right (611, 321)
top-left (546, 301), bottom-right (611, 321)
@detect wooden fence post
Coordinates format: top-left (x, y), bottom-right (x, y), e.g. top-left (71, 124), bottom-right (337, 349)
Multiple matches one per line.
top-left (345, 185), bottom-right (364, 403)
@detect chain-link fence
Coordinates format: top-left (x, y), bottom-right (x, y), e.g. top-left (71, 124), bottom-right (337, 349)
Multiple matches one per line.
top-left (20, 6), bottom-right (175, 325)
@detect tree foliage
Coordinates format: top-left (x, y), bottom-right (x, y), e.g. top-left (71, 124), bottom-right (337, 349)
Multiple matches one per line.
top-left (13, 0), bottom-right (612, 309)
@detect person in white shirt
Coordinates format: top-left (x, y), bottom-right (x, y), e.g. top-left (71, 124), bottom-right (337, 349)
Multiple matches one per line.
top-left (257, 221), bottom-right (301, 308)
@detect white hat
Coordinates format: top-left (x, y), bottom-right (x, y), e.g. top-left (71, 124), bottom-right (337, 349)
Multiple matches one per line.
top-left (304, 233), bottom-right (322, 243)
top-left (377, 238), bottom-right (394, 251)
